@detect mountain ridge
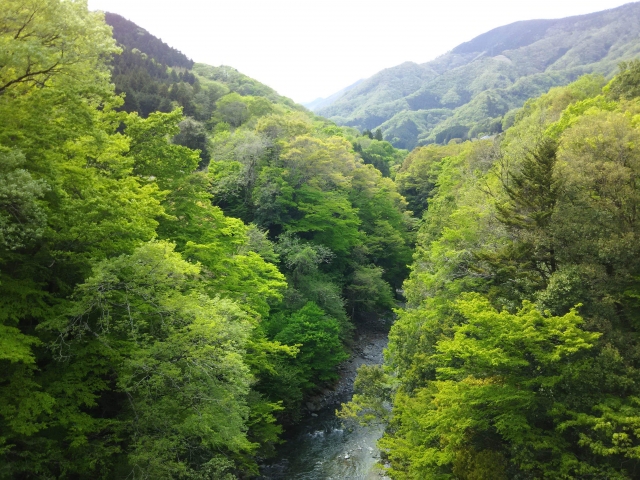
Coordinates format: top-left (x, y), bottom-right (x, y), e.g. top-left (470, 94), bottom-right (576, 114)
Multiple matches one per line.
top-left (317, 2), bottom-right (640, 148)
top-left (303, 78), bottom-right (363, 111)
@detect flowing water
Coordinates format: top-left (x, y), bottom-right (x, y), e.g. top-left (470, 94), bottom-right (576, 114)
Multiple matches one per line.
top-left (258, 333), bottom-right (390, 480)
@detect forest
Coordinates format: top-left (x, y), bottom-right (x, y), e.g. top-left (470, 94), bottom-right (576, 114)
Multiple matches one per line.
top-left (316, 1), bottom-right (640, 150)
top-left (1, 0), bottom-right (640, 479)
top-left (344, 64), bottom-right (640, 478)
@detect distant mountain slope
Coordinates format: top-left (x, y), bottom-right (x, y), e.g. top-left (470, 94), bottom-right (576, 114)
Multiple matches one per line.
top-left (105, 13), bottom-right (193, 69)
top-left (303, 79), bottom-right (363, 111)
top-left (317, 2), bottom-right (640, 149)
top-left (104, 13), bottom-right (303, 117)
top-left (192, 63), bottom-right (302, 110)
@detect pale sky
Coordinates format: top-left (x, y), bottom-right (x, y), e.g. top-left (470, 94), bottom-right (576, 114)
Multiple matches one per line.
top-left (88, 0), bottom-right (636, 103)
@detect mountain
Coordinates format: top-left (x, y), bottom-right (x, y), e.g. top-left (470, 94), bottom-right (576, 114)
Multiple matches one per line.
top-left (317, 2), bottom-right (640, 149)
top-left (104, 13), bottom-right (303, 118)
top-left (303, 79), bottom-right (363, 111)
top-left (105, 13), bottom-right (193, 69)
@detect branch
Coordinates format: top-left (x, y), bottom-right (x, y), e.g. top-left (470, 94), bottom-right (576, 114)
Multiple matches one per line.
top-left (0, 61), bottom-right (62, 95)
top-left (13, 7), bottom-right (39, 40)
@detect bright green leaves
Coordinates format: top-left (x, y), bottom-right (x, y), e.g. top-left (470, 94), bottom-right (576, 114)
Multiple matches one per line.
top-left (605, 60), bottom-right (640, 101)
top-left (126, 108), bottom-right (200, 189)
top-left (354, 137), bottom-right (407, 177)
top-left (0, 0), bottom-right (118, 97)
top-left (560, 396), bottom-right (640, 461)
top-left (381, 297), bottom-right (599, 479)
top-left (345, 265), bottom-right (395, 315)
top-left (213, 92), bottom-right (278, 127)
top-left (287, 185), bottom-right (361, 254)
top-left (56, 241), bottom-right (257, 477)
top-left (0, 1), bottom-right (419, 474)
top-left (271, 302), bottom-right (348, 387)
top-left (279, 135), bottom-right (354, 190)
top-left (437, 294), bottom-right (598, 379)
top-left (0, 324), bottom-right (39, 365)
top-left (208, 109), bottom-right (412, 329)
top-left (338, 364), bottom-right (393, 426)
top-left (62, 241), bottom-right (200, 339)
top-left (376, 73), bottom-right (640, 479)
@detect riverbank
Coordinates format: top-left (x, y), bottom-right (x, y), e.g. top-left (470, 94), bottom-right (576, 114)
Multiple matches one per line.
top-left (304, 331), bottom-right (388, 413)
top-left (258, 330), bottom-right (390, 479)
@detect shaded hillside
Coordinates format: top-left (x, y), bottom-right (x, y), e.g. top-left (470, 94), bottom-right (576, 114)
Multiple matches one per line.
top-left (106, 13), bottom-right (198, 116)
top-left (105, 13), bottom-right (193, 68)
top-left (104, 13), bottom-right (303, 118)
top-left (317, 2), bottom-right (640, 149)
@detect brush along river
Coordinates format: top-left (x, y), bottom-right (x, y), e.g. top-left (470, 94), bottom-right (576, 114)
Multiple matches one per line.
top-left (258, 332), bottom-right (390, 480)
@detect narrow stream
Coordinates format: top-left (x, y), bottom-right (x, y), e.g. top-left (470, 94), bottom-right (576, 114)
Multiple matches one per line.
top-left (258, 333), bottom-right (390, 480)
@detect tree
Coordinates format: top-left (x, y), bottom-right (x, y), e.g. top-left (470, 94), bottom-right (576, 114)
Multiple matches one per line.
top-left (345, 265), bottom-right (395, 319)
top-left (492, 136), bottom-right (561, 289)
top-left (380, 295), bottom-right (601, 479)
top-left (272, 302), bottom-right (348, 387)
top-left (605, 60), bottom-right (640, 100)
top-left (0, 0), bottom-right (118, 96)
top-left (173, 117), bottom-right (211, 169)
top-left (54, 241), bottom-right (257, 477)
top-left (216, 93), bottom-right (250, 127)
top-left (0, 148), bottom-right (48, 250)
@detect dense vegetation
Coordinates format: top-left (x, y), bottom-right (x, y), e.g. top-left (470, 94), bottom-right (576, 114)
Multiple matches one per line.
top-left (316, 2), bottom-right (640, 149)
top-left (0, 1), bottom-right (411, 477)
top-left (5, 1), bottom-right (640, 478)
top-left (343, 63), bottom-right (640, 478)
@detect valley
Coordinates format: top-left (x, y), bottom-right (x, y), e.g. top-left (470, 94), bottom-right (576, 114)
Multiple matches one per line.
top-left (1, 1), bottom-right (640, 478)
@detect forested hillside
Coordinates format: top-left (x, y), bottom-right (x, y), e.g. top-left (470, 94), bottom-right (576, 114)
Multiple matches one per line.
top-left (343, 63), bottom-right (640, 478)
top-left (5, 1), bottom-right (640, 479)
top-left (0, 2), bottom-right (411, 478)
top-left (317, 2), bottom-right (640, 149)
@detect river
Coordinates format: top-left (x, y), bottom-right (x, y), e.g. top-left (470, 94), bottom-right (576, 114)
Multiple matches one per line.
top-left (258, 332), bottom-right (390, 480)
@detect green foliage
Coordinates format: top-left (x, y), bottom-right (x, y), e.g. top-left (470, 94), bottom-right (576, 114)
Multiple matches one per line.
top-left (173, 117), bottom-right (211, 168)
top-left (347, 75), bottom-right (640, 479)
top-left (0, 148), bottom-right (48, 250)
top-left (0, 0), bottom-right (118, 97)
top-left (55, 241), bottom-right (256, 477)
top-left (193, 64), bottom-right (301, 109)
top-left (380, 296), bottom-right (599, 479)
top-left (0, 2), bottom-right (415, 476)
top-left (209, 118), bottom-right (412, 326)
top-left (338, 364), bottom-right (393, 426)
top-left (353, 137), bottom-right (408, 177)
top-left (395, 143), bottom-right (466, 217)
top-left (270, 302), bottom-right (348, 387)
top-left (606, 60), bottom-right (640, 100)
top-left (105, 13), bottom-right (193, 69)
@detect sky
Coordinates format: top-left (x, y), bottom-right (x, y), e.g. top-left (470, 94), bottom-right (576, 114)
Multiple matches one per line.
top-left (88, 0), bottom-right (636, 103)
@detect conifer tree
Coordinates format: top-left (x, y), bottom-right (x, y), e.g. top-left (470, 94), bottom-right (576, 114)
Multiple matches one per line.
top-left (495, 136), bottom-right (561, 280)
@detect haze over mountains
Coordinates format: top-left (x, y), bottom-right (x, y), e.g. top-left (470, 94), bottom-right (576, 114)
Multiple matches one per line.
top-left (313, 2), bottom-right (640, 149)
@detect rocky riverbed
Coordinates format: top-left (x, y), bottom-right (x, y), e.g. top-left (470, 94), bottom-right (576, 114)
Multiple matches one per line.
top-left (304, 332), bottom-right (388, 412)
top-left (258, 330), bottom-right (391, 480)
